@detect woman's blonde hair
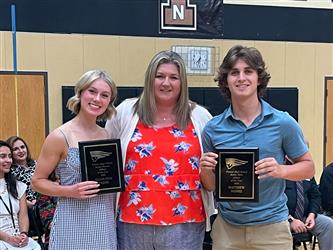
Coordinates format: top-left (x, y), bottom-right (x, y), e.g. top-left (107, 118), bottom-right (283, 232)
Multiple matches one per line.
top-left (67, 69), bottom-right (117, 120)
top-left (134, 50), bottom-right (195, 130)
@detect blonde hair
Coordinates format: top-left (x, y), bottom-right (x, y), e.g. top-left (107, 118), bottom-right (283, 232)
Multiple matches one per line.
top-left (67, 69), bottom-right (117, 120)
top-left (134, 50), bottom-right (195, 130)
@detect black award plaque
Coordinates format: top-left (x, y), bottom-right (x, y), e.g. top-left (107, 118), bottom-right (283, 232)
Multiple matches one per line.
top-left (216, 148), bottom-right (259, 202)
top-left (79, 139), bottom-right (124, 194)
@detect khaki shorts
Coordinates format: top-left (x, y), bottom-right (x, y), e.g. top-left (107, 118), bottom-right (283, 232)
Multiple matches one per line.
top-left (211, 214), bottom-right (292, 250)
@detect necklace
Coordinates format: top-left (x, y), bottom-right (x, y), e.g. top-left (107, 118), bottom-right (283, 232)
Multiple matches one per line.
top-left (157, 116), bottom-right (175, 123)
top-left (157, 115), bottom-right (175, 122)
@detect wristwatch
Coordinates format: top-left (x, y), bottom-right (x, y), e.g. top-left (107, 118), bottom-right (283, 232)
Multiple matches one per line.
top-left (288, 216), bottom-right (294, 223)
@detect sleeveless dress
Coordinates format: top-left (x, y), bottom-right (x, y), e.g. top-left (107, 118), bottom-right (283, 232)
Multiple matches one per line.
top-left (49, 132), bottom-right (117, 250)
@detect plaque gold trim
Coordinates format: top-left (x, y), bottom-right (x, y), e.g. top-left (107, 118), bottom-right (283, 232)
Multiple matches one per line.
top-left (216, 148), bottom-right (259, 202)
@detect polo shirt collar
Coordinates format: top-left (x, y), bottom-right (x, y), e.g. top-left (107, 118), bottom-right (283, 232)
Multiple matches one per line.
top-left (225, 98), bottom-right (274, 120)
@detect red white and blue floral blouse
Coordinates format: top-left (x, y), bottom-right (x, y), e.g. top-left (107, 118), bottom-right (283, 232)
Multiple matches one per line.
top-left (118, 121), bottom-right (205, 225)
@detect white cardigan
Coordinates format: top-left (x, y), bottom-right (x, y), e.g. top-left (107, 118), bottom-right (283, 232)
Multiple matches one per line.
top-left (105, 98), bottom-right (217, 230)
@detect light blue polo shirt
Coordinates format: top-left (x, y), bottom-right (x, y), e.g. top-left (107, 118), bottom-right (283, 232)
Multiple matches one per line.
top-left (202, 99), bottom-right (308, 225)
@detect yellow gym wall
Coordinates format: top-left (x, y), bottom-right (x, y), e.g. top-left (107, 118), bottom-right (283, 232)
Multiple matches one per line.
top-left (0, 31), bottom-right (332, 180)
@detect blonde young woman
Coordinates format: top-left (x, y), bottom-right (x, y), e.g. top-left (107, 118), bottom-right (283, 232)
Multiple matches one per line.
top-left (32, 70), bottom-right (118, 250)
top-left (105, 50), bottom-right (215, 250)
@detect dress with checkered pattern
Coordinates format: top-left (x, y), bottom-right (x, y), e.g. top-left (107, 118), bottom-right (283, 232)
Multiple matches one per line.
top-left (49, 148), bottom-right (117, 250)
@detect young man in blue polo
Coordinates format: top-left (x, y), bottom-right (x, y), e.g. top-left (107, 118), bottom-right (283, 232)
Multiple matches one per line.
top-left (199, 45), bottom-right (315, 250)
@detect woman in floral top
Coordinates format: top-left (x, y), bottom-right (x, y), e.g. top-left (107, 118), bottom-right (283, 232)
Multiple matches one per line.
top-left (106, 50), bottom-right (216, 250)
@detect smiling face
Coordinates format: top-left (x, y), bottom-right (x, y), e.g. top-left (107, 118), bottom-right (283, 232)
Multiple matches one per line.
top-left (12, 139), bottom-right (28, 164)
top-left (80, 78), bottom-right (112, 118)
top-left (154, 63), bottom-right (181, 107)
top-left (0, 146), bottom-right (12, 178)
top-left (227, 59), bottom-right (259, 101)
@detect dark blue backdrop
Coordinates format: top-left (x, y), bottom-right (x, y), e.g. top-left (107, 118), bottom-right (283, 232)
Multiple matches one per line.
top-left (62, 86), bottom-right (298, 124)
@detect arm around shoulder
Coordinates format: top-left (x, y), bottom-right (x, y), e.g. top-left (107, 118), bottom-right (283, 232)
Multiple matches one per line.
top-left (192, 104), bottom-right (213, 123)
top-left (105, 111), bottom-right (120, 139)
top-left (105, 98), bottom-right (137, 138)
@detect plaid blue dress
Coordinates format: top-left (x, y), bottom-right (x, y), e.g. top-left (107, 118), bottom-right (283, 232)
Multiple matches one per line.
top-left (50, 148), bottom-right (117, 250)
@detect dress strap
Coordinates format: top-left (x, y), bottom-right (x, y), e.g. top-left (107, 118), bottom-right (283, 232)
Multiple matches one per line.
top-left (58, 128), bottom-right (70, 147)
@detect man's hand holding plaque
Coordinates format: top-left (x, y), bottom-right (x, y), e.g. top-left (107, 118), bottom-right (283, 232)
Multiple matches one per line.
top-left (79, 139), bottom-right (124, 194)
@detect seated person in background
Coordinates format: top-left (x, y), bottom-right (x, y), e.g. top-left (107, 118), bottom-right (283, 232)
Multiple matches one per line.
top-left (0, 140), bottom-right (40, 250)
top-left (7, 136), bottom-right (56, 247)
top-left (285, 175), bottom-right (333, 250)
top-left (7, 136), bottom-right (38, 237)
top-left (319, 162), bottom-right (333, 217)
top-left (6, 136), bottom-right (37, 208)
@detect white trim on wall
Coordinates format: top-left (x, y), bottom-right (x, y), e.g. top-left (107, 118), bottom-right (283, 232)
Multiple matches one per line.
top-left (223, 0), bottom-right (333, 9)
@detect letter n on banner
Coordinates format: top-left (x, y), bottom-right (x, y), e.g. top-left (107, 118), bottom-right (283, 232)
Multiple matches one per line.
top-left (160, 0), bottom-right (197, 31)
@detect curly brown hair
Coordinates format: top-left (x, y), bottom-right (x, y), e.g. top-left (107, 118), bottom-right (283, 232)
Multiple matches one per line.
top-left (215, 45), bottom-right (271, 101)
